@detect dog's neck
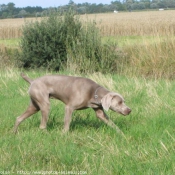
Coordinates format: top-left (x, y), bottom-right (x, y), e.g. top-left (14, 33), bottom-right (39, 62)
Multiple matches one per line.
top-left (94, 86), bottom-right (109, 105)
top-left (94, 86), bottom-right (102, 104)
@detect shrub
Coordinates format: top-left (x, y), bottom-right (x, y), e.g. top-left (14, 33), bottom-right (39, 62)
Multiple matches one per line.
top-left (19, 11), bottom-right (75, 70)
top-left (19, 10), bottom-right (121, 73)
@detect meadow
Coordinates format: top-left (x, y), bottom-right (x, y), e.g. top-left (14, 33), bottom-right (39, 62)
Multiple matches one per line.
top-left (1, 10), bottom-right (175, 38)
top-left (1, 10), bottom-right (175, 78)
top-left (1, 70), bottom-right (175, 174)
top-left (1, 10), bottom-right (175, 174)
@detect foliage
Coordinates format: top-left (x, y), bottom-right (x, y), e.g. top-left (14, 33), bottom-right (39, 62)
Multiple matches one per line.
top-left (1, 11), bottom-right (175, 78)
top-left (65, 21), bottom-right (122, 73)
top-left (1, 0), bottom-right (175, 19)
top-left (19, 10), bottom-right (120, 73)
top-left (19, 11), bottom-right (80, 70)
top-left (0, 3), bottom-right (43, 18)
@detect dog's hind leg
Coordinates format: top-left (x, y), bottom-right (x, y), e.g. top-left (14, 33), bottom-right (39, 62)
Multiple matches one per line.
top-left (14, 100), bottom-right (39, 133)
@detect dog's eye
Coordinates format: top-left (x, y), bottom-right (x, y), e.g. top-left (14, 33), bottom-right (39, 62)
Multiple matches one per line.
top-left (118, 101), bottom-right (122, 105)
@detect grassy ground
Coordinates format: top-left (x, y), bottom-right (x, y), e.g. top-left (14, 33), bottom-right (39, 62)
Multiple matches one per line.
top-left (1, 11), bottom-right (175, 174)
top-left (1, 69), bottom-right (175, 174)
top-left (102, 35), bottom-right (175, 47)
top-left (0, 39), bottom-right (20, 47)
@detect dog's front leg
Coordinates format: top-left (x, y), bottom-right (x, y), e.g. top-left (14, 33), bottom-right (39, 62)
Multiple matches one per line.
top-left (63, 106), bottom-right (74, 132)
top-left (94, 108), bottom-right (124, 135)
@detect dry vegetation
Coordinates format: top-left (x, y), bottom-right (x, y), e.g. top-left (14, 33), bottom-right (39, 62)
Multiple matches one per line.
top-left (91, 10), bottom-right (175, 36)
top-left (0, 10), bottom-right (175, 78)
top-left (1, 10), bottom-right (175, 39)
top-left (0, 17), bottom-right (40, 39)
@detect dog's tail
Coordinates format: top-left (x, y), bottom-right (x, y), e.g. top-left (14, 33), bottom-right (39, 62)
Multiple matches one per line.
top-left (21, 73), bottom-right (33, 84)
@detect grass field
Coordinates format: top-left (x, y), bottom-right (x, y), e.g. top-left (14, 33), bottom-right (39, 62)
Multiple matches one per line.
top-left (1, 69), bottom-right (175, 174)
top-left (1, 10), bottom-right (175, 174)
top-left (1, 11), bottom-right (175, 38)
top-left (1, 11), bottom-right (175, 78)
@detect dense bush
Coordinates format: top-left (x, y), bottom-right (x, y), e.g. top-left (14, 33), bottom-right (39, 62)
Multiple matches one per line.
top-left (19, 10), bottom-right (121, 73)
top-left (19, 11), bottom-right (78, 70)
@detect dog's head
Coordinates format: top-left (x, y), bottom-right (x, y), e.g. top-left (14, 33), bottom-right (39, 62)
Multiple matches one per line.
top-left (101, 92), bottom-right (131, 115)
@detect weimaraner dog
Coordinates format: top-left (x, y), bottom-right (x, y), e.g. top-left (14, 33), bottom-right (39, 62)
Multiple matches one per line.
top-left (14, 73), bottom-right (131, 134)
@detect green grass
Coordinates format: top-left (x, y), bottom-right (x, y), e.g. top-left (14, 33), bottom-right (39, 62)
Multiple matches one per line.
top-left (1, 69), bottom-right (175, 174)
top-left (102, 35), bottom-right (175, 48)
top-left (0, 38), bottom-right (20, 48)
top-left (0, 36), bottom-right (144, 48)
top-left (0, 36), bottom-right (164, 50)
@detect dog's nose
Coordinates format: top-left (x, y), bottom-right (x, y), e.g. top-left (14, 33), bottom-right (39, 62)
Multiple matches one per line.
top-left (123, 108), bottom-right (131, 115)
top-left (123, 108), bottom-right (131, 116)
top-left (127, 108), bottom-right (131, 114)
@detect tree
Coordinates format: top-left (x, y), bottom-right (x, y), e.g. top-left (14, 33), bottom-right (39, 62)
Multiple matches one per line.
top-left (7, 2), bottom-right (15, 12)
top-left (126, 0), bottom-right (133, 11)
top-left (131, 2), bottom-right (139, 10)
top-left (68, 0), bottom-right (77, 11)
top-left (139, 2), bottom-right (146, 9)
top-left (165, 0), bottom-right (175, 8)
top-left (111, 0), bottom-right (127, 11)
top-left (2, 11), bottom-right (8, 18)
top-left (141, 0), bottom-right (151, 9)
top-left (0, 4), bottom-right (7, 11)
top-left (77, 6), bottom-right (86, 14)
top-left (18, 10), bottom-right (27, 17)
top-left (150, 3), bottom-right (158, 8)
top-left (68, 0), bottom-right (74, 6)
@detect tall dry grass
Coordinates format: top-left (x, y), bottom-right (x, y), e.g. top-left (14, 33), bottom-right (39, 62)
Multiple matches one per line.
top-left (81, 10), bottom-right (175, 79)
top-left (122, 35), bottom-right (175, 79)
top-left (81, 10), bottom-right (175, 36)
top-left (1, 11), bottom-right (175, 78)
top-left (0, 18), bottom-right (40, 39)
top-left (1, 11), bottom-right (175, 39)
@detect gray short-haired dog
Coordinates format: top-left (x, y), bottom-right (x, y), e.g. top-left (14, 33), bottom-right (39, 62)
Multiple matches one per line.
top-left (14, 74), bottom-right (131, 133)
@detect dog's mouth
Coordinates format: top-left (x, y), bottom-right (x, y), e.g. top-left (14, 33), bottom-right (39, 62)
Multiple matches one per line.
top-left (118, 111), bottom-right (127, 116)
top-left (118, 109), bottom-right (131, 116)
top-left (110, 106), bottom-right (131, 116)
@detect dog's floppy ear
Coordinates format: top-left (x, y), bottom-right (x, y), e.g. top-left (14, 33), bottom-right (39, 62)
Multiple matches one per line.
top-left (101, 93), bottom-right (114, 111)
